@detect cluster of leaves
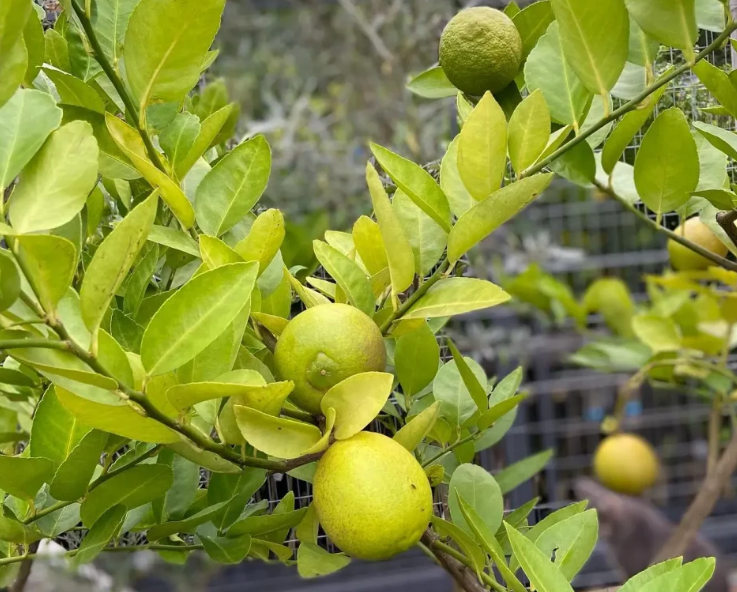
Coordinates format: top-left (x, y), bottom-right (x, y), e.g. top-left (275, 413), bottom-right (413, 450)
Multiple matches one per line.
top-left (0, 0), bottom-right (733, 591)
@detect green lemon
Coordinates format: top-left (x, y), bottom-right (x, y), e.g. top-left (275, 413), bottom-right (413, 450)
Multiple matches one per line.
top-left (274, 303), bottom-right (386, 414)
top-left (439, 7), bottom-right (522, 96)
top-left (313, 432), bottom-right (433, 560)
top-left (668, 217), bottom-right (728, 271)
top-left (593, 433), bottom-right (659, 496)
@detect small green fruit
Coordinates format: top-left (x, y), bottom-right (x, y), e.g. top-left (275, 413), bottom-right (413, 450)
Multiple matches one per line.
top-left (439, 7), bottom-right (522, 96)
top-left (668, 218), bottom-right (727, 271)
top-left (274, 304), bottom-right (386, 414)
top-left (313, 432), bottom-right (433, 561)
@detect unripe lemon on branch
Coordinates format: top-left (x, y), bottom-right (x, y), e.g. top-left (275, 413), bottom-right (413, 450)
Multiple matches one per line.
top-left (668, 217), bottom-right (727, 271)
top-left (274, 303), bottom-right (386, 414)
top-left (439, 7), bottom-right (522, 96)
top-left (593, 433), bottom-right (659, 496)
top-left (313, 432), bottom-right (433, 560)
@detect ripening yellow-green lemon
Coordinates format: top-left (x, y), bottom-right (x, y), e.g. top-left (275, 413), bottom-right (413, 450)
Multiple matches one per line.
top-left (273, 304), bottom-right (386, 414)
top-left (667, 217), bottom-right (728, 271)
top-left (593, 433), bottom-right (659, 496)
top-left (313, 432), bottom-right (433, 560)
top-left (439, 7), bottom-right (522, 96)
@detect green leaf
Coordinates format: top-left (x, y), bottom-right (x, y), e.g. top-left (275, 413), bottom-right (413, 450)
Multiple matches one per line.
top-left (167, 373), bottom-right (263, 411)
top-left (297, 542), bottom-right (351, 578)
top-left (147, 224), bottom-right (200, 257)
top-left (477, 394), bottom-right (527, 431)
top-left (431, 516), bottom-right (486, 577)
top-left (457, 92), bottom-right (507, 201)
top-left (448, 174), bottom-right (553, 263)
top-left (495, 449), bottom-right (553, 494)
top-left (639, 558), bottom-right (716, 592)
top-left (512, 0), bottom-right (556, 60)
top-left (406, 66), bottom-right (457, 99)
top-left (0, 455), bottom-right (53, 500)
top-left (312, 240), bottom-right (374, 316)
top-left (505, 523), bottom-right (574, 592)
top-left (627, 15), bottom-right (659, 68)
top-left (448, 463), bottom-right (503, 536)
top-left (208, 468), bottom-right (267, 530)
top-left (525, 22), bottom-right (590, 128)
top-left (320, 372), bottom-right (393, 439)
top-left (352, 216), bottom-right (387, 276)
top-left (632, 313), bottom-right (681, 352)
top-left (404, 278), bottom-right (510, 319)
top-left (106, 115), bottom-right (194, 228)
top-left (141, 261), bottom-right (258, 375)
top-left (80, 464), bottom-right (173, 527)
top-left (29, 386), bottom-right (90, 470)
top-left (166, 440), bottom-right (241, 473)
top-left (201, 533), bottom-right (252, 564)
top-left (229, 507), bottom-right (308, 538)
top-left (369, 143), bottom-right (451, 232)
top-left (91, 0), bottom-right (140, 67)
top-left (235, 209), bottom-right (284, 275)
top-left (508, 90), bottom-right (550, 175)
top-left (440, 137), bottom-right (474, 217)
top-left (234, 406), bottom-right (322, 459)
top-left (124, 0), bottom-right (225, 112)
top-left (50, 430), bottom-right (107, 501)
top-left (548, 140), bottom-right (596, 186)
top-left (146, 499), bottom-right (231, 541)
top-left (395, 322), bottom-right (439, 397)
top-left (124, 244), bottom-right (159, 317)
top-left (693, 60), bottom-right (737, 119)
top-left (71, 505), bottom-right (126, 566)
top-left (624, 0), bottom-right (698, 62)
top-left (13, 234), bottom-right (76, 315)
top-left (696, 0), bottom-right (725, 32)
top-left (393, 190), bottom-right (446, 278)
top-left (44, 28), bottom-right (70, 72)
top-left (35, 503), bottom-right (81, 538)
top-left (535, 510), bottom-right (598, 581)
top-left (550, 0), bottom-right (628, 96)
top-left (160, 112), bottom-right (200, 171)
top-left (151, 448), bottom-right (199, 523)
top-left (8, 120), bottom-right (98, 233)
top-left (618, 559), bottom-right (683, 592)
top-left (394, 401), bottom-right (440, 451)
top-left (365, 163), bottom-right (414, 296)
top-left (520, 501), bottom-right (588, 548)
top-left (0, 0), bottom-right (31, 109)
top-left (43, 67), bottom-right (105, 114)
top-left (0, 89), bottom-right (61, 191)
top-left (634, 108), bottom-right (699, 217)
top-left (694, 121), bottom-right (737, 162)
top-left (475, 368), bottom-right (523, 452)
top-left (195, 135), bottom-right (271, 236)
top-left (56, 385), bottom-right (179, 443)
top-left (602, 76), bottom-right (670, 174)
top-left (22, 8), bottom-right (44, 85)
top-left (447, 340), bottom-right (487, 413)
top-left (80, 191), bottom-right (158, 336)
top-left (175, 104), bottom-right (234, 179)
top-left (433, 357), bottom-right (487, 430)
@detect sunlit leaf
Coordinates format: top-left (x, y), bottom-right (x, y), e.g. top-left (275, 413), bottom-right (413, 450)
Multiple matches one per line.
top-left (406, 66), bottom-right (457, 99)
top-left (535, 509), bottom-right (598, 581)
top-left (624, 0), bottom-right (697, 62)
top-left (506, 523), bottom-right (574, 592)
top-left (234, 405), bottom-right (321, 459)
top-left (71, 505), bottom-right (126, 566)
top-left (617, 559), bottom-right (683, 592)
top-left (448, 463), bottom-right (503, 536)
top-left (0, 0), bottom-right (31, 109)
top-left (495, 449), bottom-right (553, 494)
top-left (352, 216), bottom-right (388, 276)
top-left (433, 357), bottom-right (486, 430)
top-left (312, 240), bottom-right (374, 316)
top-left (201, 533), bottom-right (252, 564)
top-left (0, 455), bottom-right (53, 500)
top-left (393, 190), bottom-right (446, 278)
top-left (404, 278), bottom-right (510, 319)
top-left (235, 209), bottom-right (284, 275)
top-left (394, 401), bottom-right (440, 451)
top-left (394, 322), bottom-right (440, 397)
top-left (320, 372), bottom-right (393, 440)
top-left (512, 1), bottom-right (555, 60)
top-left (160, 112), bottom-right (200, 171)
top-left (297, 542), bottom-right (351, 578)
top-left (693, 60), bottom-right (737, 119)
top-left (43, 67), bottom-right (105, 114)
top-left (508, 90), bottom-right (550, 175)
top-left (175, 104), bottom-right (234, 179)
top-left (440, 137), bottom-right (474, 217)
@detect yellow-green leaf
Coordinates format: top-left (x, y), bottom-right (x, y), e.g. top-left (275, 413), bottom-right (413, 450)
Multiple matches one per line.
top-left (394, 322), bottom-right (439, 397)
top-left (233, 405), bottom-right (321, 459)
top-left (393, 190), bottom-right (446, 278)
top-left (42, 67), bottom-right (105, 114)
top-left (405, 278), bottom-right (510, 319)
top-left (235, 209), bottom-right (284, 275)
top-left (440, 137), bottom-right (474, 217)
top-left (200, 234), bottom-right (243, 269)
top-left (284, 267), bottom-right (329, 308)
top-left (352, 216), bottom-right (387, 276)
top-left (0, 455), bottom-right (54, 500)
top-left (394, 401), bottom-right (440, 451)
top-left (631, 313), bottom-right (681, 353)
top-left (313, 240), bottom-right (374, 316)
top-left (320, 372), bottom-right (393, 440)
top-left (167, 371), bottom-right (265, 411)
top-left (624, 0), bottom-right (697, 62)
top-left (297, 542), bottom-right (351, 578)
top-left (447, 339), bottom-right (487, 412)
top-left (458, 92), bottom-right (508, 201)
top-left (175, 104), bottom-right (234, 179)
top-left (72, 505), bottom-right (126, 566)
top-left (508, 90), bottom-right (550, 175)
top-left (506, 523), bottom-right (575, 592)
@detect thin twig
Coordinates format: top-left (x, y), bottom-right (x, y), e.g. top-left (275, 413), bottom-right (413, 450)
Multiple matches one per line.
top-left (0, 339), bottom-right (70, 351)
top-left (422, 432), bottom-right (478, 468)
top-left (0, 543), bottom-right (205, 566)
top-left (716, 210), bottom-right (737, 249)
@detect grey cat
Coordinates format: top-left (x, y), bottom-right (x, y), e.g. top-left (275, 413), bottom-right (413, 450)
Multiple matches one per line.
top-left (573, 478), bottom-right (729, 592)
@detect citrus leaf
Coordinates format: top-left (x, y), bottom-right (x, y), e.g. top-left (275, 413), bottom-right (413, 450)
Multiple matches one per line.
top-left (91, 0), bottom-right (140, 67)
top-left (477, 394), bottom-right (527, 431)
top-left (175, 104), bottom-right (234, 179)
top-left (638, 558), bottom-right (715, 592)
top-left (433, 357), bottom-right (487, 430)
top-left (406, 66), bottom-right (457, 99)
top-left (0, 455), bottom-right (54, 500)
top-left (207, 467), bottom-right (267, 530)
top-left (147, 225), bottom-right (200, 257)
top-left (297, 542), bottom-right (351, 578)
top-left (505, 523), bottom-right (575, 592)
top-left (160, 112), bottom-right (200, 170)
top-left (200, 533), bottom-right (252, 564)
top-left (49, 430), bottom-right (107, 501)
top-left (440, 137), bottom-right (474, 217)
top-left (624, 0), bottom-right (697, 62)
top-left (394, 401), bottom-right (441, 451)
top-left (35, 503), bottom-right (81, 538)
top-left (634, 108), bottom-right (699, 217)
top-left (352, 216), bottom-right (387, 276)
top-left (694, 121), bottom-right (737, 161)
top-left (13, 234), bottom-right (76, 315)
top-left (235, 209), bottom-right (284, 275)
top-left (448, 463), bottom-right (503, 536)
top-left (535, 510), bottom-right (598, 581)
top-left (55, 385), bottom-right (179, 443)
top-left (166, 440), bottom-right (241, 473)
top-left (618, 559), bottom-right (684, 592)
top-left (124, 0), bottom-right (225, 112)
top-left (365, 163), bottom-right (415, 296)
top-left (525, 21), bottom-right (591, 128)
top-left (495, 449), bottom-right (553, 494)
top-left (550, 0), bottom-right (628, 96)
top-left (167, 369), bottom-right (264, 411)
top-left (146, 499), bottom-right (231, 541)
top-left (22, 7), bottom-right (44, 85)
top-left (80, 191), bottom-right (157, 336)
top-left (285, 267), bottom-right (330, 308)
top-left (233, 405), bottom-right (321, 459)
top-left (508, 89), bottom-right (550, 175)
top-left (394, 322), bottom-right (440, 397)
top-left (0, 88), bottom-right (61, 191)
top-left (44, 29), bottom-right (70, 72)
top-left (632, 313), bottom-right (681, 352)
top-left (369, 143), bottom-right (451, 232)
top-left (320, 372), bottom-right (393, 440)
top-left (42, 67), bottom-right (105, 114)
top-left (80, 463), bottom-right (173, 527)
top-left (404, 278), bottom-right (510, 319)
top-left (195, 135), bottom-right (271, 236)
top-left (431, 516), bottom-right (486, 577)
top-left (458, 92), bottom-right (507, 201)
top-left (549, 140), bottom-right (596, 186)
top-left (9, 121), bottom-right (98, 233)
top-left (200, 234), bottom-right (243, 269)
top-left (393, 190), bottom-right (446, 278)
top-left (447, 340), bottom-right (487, 412)
top-left (512, 0), bottom-right (556, 60)
top-left (71, 505), bottom-right (126, 566)
top-left (229, 507), bottom-right (308, 538)
top-left (0, 0), bottom-right (31, 109)
top-left (141, 262), bottom-right (258, 375)
top-left (312, 240), bottom-right (374, 316)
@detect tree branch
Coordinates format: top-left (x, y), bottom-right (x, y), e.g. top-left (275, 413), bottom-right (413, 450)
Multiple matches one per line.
top-left (0, 339), bottom-right (70, 351)
top-left (422, 431), bottom-right (478, 468)
top-left (9, 541), bottom-right (39, 592)
top-left (0, 543), bottom-right (205, 567)
top-left (716, 210), bottom-right (737, 249)
top-left (420, 532), bottom-right (488, 592)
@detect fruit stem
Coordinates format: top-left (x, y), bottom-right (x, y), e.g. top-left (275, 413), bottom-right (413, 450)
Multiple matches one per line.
top-left (593, 179), bottom-right (737, 273)
top-left (716, 210), bottom-right (737, 249)
top-left (520, 21), bottom-right (737, 180)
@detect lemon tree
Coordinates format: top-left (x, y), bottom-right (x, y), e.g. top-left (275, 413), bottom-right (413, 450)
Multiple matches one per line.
top-left (0, 0), bottom-right (732, 591)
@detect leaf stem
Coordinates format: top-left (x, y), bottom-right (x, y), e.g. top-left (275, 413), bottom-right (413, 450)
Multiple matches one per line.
top-left (422, 431), bottom-right (478, 468)
top-left (521, 22), bottom-right (737, 179)
top-left (0, 339), bottom-right (70, 351)
top-left (593, 179), bottom-right (737, 273)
